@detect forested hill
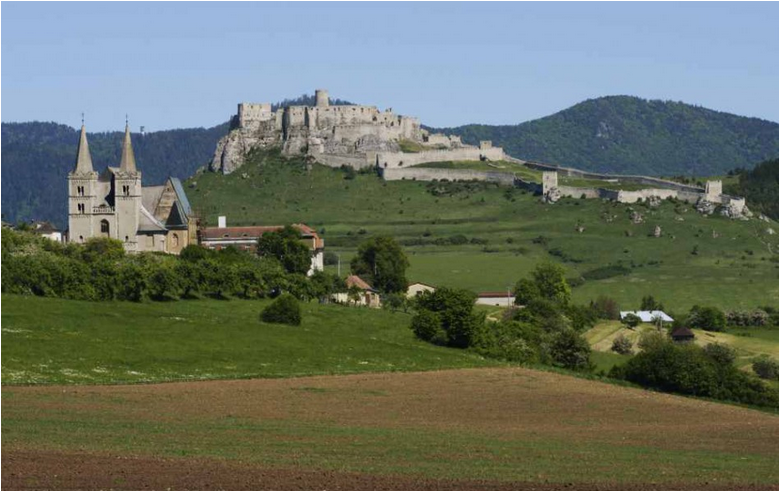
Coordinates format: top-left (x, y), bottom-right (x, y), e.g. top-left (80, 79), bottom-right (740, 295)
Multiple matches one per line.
top-left (725, 158), bottom-right (779, 220)
top-left (1, 121), bottom-right (229, 227)
top-left (431, 96), bottom-right (778, 177)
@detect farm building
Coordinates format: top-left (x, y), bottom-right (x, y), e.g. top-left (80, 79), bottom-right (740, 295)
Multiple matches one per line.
top-left (199, 216), bottom-right (324, 275)
top-left (407, 282), bottom-right (436, 298)
top-left (332, 275), bottom-right (381, 308)
top-left (476, 291), bottom-right (514, 307)
top-left (670, 326), bottom-right (695, 343)
top-left (619, 310), bottom-right (674, 323)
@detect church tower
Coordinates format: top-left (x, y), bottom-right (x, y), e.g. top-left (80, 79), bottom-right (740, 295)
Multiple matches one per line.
top-left (67, 124), bottom-right (98, 243)
top-left (114, 123), bottom-right (142, 250)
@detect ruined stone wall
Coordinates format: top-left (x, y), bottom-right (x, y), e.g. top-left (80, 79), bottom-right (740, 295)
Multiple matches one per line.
top-left (381, 167), bottom-right (516, 186)
top-left (238, 103), bottom-right (273, 128)
top-left (376, 147), bottom-right (505, 168)
top-left (310, 152), bottom-right (372, 170)
top-left (512, 157), bottom-right (703, 193)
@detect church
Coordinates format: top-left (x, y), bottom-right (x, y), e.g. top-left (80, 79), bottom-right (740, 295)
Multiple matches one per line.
top-left (67, 123), bottom-right (196, 253)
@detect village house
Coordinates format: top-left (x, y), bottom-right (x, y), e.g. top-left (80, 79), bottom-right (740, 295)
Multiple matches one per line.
top-left (476, 291), bottom-right (515, 307)
top-left (619, 310), bottom-right (674, 323)
top-left (29, 221), bottom-right (63, 243)
top-left (406, 282), bottom-right (436, 298)
top-left (333, 275), bottom-right (381, 308)
top-left (198, 216), bottom-right (324, 276)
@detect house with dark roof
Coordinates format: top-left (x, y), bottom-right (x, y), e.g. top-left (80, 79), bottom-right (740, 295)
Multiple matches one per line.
top-left (670, 326), bottom-right (695, 343)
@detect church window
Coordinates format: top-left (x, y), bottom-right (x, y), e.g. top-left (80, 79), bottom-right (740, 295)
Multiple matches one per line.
top-left (77, 203), bottom-right (85, 214)
top-left (79, 236), bottom-right (84, 242)
top-left (125, 236), bottom-right (129, 242)
top-left (100, 219), bottom-right (110, 237)
top-left (172, 233), bottom-right (179, 247)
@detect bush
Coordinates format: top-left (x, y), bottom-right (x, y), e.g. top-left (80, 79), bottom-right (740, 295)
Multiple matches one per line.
top-left (411, 310), bottom-right (443, 344)
top-left (323, 251), bottom-right (339, 266)
top-left (610, 338), bottom-right (778, 408)
top-left (413, 287), bottom-right (482, 348)
top-left (611, 334), bottom-right (633, 355)
top-left (547, 328), bottom-right (593, 371)
top-left (752, 357), bottom-right (779, 380)
top-left (590, 295), bottom-right (620, 320)
top-left (703, 343), bottom-right (736, 367)
top-left (581, 265), bottom-right (632, 281)
top-left (688, 305), bottom-right (727, 332)
top-left (622, 313), bottom-right (642, 329)
top-left (260, 294), bottom-right (302, 326)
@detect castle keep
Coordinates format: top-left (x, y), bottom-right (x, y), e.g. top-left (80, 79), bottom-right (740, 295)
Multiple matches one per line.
top-left (67, 124), bottom-right (196, 253)
top-left (210, 89), bottom-right (505, 174)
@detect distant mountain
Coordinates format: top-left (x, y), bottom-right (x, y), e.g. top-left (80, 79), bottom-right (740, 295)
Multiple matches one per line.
top-left (1, 121), bottom-right (229, 227)
top-left (430, 96), bottom-right (778, 177)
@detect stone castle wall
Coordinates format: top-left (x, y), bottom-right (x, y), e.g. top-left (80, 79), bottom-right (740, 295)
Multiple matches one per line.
top-left (381, 167), bottom-right (516, 186)
top-left (376, 147), bottom-right (505, 169)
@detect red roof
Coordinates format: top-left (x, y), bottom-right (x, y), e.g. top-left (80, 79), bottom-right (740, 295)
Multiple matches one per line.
top-left (201, 223), bottom-right (323, 248)
top-left (478, 291), bottom-right (511, 298)
top-left (346, 275), bottom-right (373, 290)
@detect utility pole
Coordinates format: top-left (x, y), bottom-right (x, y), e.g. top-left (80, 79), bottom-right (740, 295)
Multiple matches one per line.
top-left (337, 253), bottom-right (341, 277)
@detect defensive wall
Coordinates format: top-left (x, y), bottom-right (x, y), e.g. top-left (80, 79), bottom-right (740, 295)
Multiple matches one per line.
top-left (380, 167), bottom-right (516, 186)
top-left (375, 147), bottom-right (505, 169)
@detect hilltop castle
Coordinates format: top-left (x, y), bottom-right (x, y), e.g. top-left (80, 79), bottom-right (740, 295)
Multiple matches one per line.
top-left (67, 124), bottom-right (196, 252)
top-left (210, 89), bottom-right (504, 174)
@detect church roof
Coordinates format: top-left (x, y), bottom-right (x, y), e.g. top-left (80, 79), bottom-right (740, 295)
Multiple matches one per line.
top-left (169, 177), bottom-right (192, 216)
top-left (137, 205), bottom-right (167, 233)
top-left (73, 125), bottom-right (94, 174)
top-left (119, 124), bottom-right (137, 173)
top-left (141, 186), bottom-right (165, 213)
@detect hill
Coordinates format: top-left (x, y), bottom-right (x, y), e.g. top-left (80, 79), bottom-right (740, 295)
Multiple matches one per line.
top-left (3, 95), bottom-right (778, 226)
top-left (0, 121), bottom-right (230, 228)
top-left (186, 149), bottom-right (779, 312)
top-left (431, 96), bottom-right (779, 176)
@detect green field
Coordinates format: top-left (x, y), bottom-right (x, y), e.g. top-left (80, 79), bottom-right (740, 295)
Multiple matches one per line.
top-left (187, 151), bottom-right (778, 312)
top-left (1, 295), bottom-right (497, 385)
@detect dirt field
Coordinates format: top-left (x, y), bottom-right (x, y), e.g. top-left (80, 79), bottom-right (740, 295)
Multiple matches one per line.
top-left (3, 368), bottom-right (779, 490)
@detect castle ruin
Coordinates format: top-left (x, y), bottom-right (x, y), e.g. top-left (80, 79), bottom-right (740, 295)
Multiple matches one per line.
top-left (210, 89), bottom-right (505, 174)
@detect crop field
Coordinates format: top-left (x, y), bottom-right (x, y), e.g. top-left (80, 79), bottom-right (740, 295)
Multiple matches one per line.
top-left (1, 295), bottom-right (496, 386)
top-left (2, 368), bottom-right (778, 490)
top-left (187, 153), bottom-right (778, 312)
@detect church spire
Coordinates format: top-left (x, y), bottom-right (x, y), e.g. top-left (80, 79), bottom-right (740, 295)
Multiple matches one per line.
top-left (73, 123), bottom-right (94, 174)
top-left (119, 120), bottom-right (137, 173)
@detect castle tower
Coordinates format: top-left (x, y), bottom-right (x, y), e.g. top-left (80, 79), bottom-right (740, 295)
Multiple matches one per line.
top-left (315, 89), bottom-right (329, 108)
top-left (704, 180), bottom-right (722, 203)
top-left (114, 123), bottom-right (142, 249)
top-left (542, 171), bottom-right (558, 194)
top-left (67, 125), bottom-right (98, 243)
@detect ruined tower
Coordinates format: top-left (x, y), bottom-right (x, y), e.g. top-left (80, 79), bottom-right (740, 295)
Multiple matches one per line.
top-left (315, 89), bottom-right (329, 108)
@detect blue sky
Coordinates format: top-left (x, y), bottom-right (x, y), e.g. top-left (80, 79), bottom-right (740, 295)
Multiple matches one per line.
top-left (2, 2), bottom-right (778, 131)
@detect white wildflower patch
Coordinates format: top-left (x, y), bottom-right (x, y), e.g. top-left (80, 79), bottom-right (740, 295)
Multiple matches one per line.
top-left (2, 327), bottom-right (31, 334)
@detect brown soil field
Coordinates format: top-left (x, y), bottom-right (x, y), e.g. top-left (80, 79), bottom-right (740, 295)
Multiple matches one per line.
top-left (3, 368), bottom-right (779, 490)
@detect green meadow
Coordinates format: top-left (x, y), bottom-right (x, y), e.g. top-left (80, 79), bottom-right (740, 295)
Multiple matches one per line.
top-left (1, 295), bottom-right (496, 386)
top-left (187, 151), bottom-right (778, 312)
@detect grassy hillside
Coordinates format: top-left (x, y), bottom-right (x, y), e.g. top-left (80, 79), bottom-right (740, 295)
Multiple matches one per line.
top-left (0, 295), bottom-right (495, 385)
top-left (187, 149), bottom-right (779, 312)
top-left (432, 96), bottom-right (779, 176)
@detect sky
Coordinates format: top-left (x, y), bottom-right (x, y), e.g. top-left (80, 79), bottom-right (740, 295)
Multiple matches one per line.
top-left (2, 2), bottom-right (779, 131)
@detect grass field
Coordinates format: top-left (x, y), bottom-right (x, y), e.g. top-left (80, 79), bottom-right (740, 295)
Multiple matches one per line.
top-left (1, 295), bottom-right (497, 385)
top-left (3, 368), bottom-right (778, 489)
top-left (186, 152), bottom-right (778, 312)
